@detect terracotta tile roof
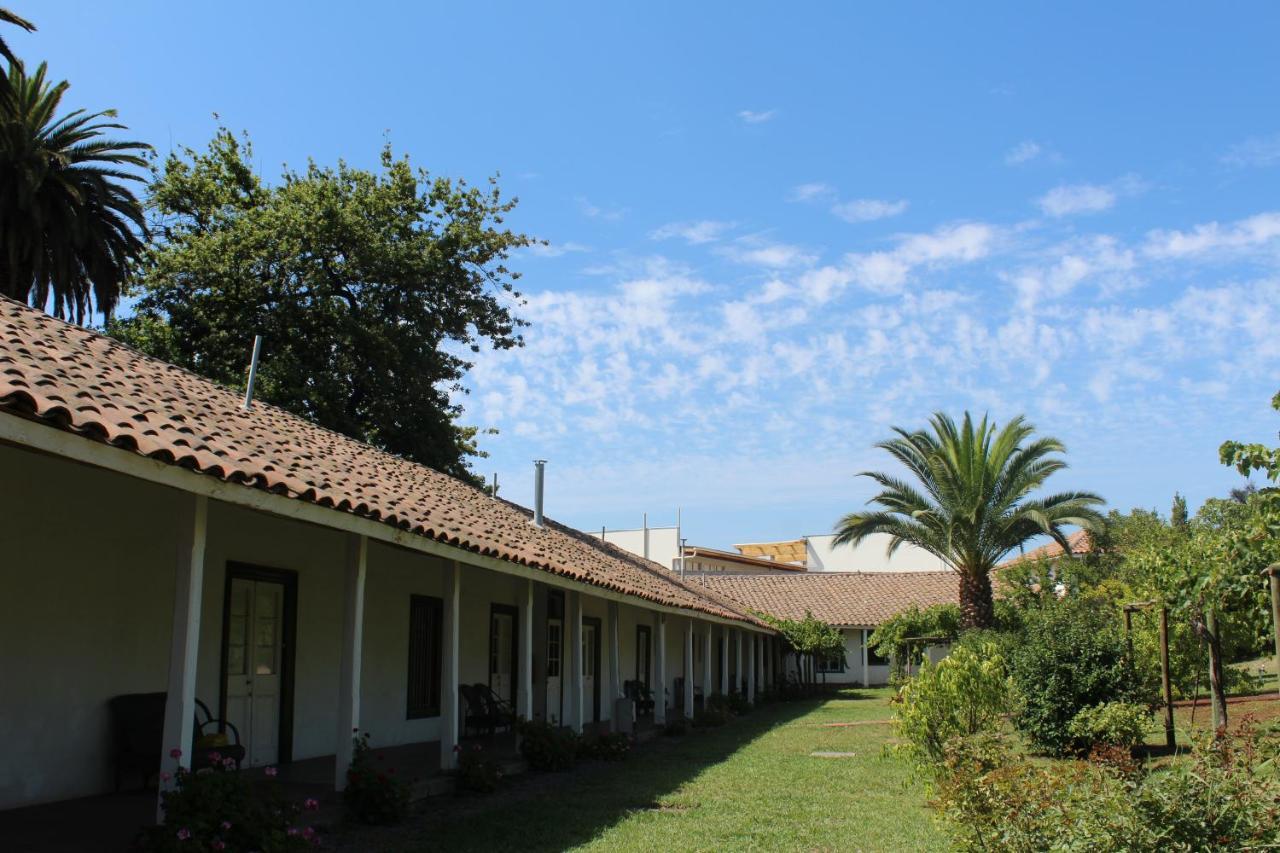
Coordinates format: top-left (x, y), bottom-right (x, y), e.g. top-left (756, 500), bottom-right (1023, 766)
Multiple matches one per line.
top-left (0, 297), bottom-right (763, 625)
top-left (691, 571), bottom-right (960, 627)
top-left (998, 529), bottom-right (1093, 567)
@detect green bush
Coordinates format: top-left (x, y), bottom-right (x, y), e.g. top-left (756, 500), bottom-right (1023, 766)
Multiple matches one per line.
top-left (579, 732), bottom-right (633, 761)
top-left (455, 742), bottom-right (502, 794)
top-left (343, 731), bottom-right (410, 825)
top-left (1067, 702), bottom-right (1152, 750)
top-left (892, 643), bottom-right (1013, 767)
top-left (935, 720), bottom-right (1280, 851)
top-left (516, 719), bottom-right (580, 771)
top-left (1003, 597), bottom-right (1154, 755)
top-left (137, 748), bottom-right (315, 851)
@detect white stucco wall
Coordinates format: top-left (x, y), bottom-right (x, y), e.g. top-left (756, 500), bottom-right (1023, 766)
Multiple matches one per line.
top-left (598, 527), bottom-right (680, 572)
top-left (805, 533), bottom-right (946, 573)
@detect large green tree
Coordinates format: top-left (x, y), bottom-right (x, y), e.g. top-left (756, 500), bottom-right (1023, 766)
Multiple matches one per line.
top-left (835, 412), bottom-right (1105, 629)
top-left (0, 59), bottom-right (148, 321)
top-left (112, 129), bottom-right (533, 482)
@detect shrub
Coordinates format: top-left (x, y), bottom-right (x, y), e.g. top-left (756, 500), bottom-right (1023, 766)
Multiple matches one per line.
top-left (516, 719), bottom-right (579, 771)
top-left (1003, 597), bottom-right (1154, 755)
top-left (343, 731), bottom-right (410, 825)
top-left (725, 691), bottom-right (751, 714)
top-left (693, 693), bottom-right (734, 728)
top-left (934, 719), bottom-right (1280, 852)
top-left (579, 732), bottom-right (633, 761)
top-left (136, 748), bottom-right (316, 851)
top-left (662, 717), bottom-right (688, 736)
top-left (892, 643), bottom-right (1013, 767)
top-left (1067, 702), bottom-right (1152, 751)
top-left (455, 743), bottom-right (502, 794)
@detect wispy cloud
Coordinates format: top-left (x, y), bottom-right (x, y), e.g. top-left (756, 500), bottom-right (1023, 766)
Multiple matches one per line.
top-left (831, 198), bottom-right (909, 223)
top-left (1037, 183), bottom-right (1116, 217)
top-left (737, 109), bottom-right (778, 124)
top-left (720, 238), bottom-right (817, 269)
top-left (527, 240), bottom-right (591, 258)
top-left (789, 182), bottom-right (835, 203)
top-left (649, 220), bottom-right (735, 245)
top-left (1005, 140), bottom-right (1042, 166)
top-left (1144, 211), bottom-right (1280, 259)
top-left (1222, 133), bottom-right (1280, 168)
top-left (577, 196), bottom-right (625, 221)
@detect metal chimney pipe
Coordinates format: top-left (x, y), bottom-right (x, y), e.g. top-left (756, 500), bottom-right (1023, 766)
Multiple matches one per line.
top-left (242, 335), bottom-right (263, 410)
top-left (533, 460), bottom-right (547, 527)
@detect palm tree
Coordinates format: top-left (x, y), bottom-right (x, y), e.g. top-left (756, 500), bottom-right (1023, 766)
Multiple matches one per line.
top-left (834, 412), bottom-right (1105, 629)
top-left (0, 8), bottom-right (34, 67)
top-left (0, 60), bottom-right (149, 322)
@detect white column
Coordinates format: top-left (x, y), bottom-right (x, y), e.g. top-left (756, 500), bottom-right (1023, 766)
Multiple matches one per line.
top-left (335, 534), bottom-right (368, 790)
top-left (441, 561), bottom-right (461, 770)
top-left (861, 628), bottom-right (870, 688)
top-left (701, 624), bottom-right (713, 702)
top-left (654, 613), bottom-right (667, 724)
top-left (608, 601), bottom-right (622, 730)
top-left (735, 629), bottom-right (743, 694)
top-left (683, 620), bottom-right (695, 719)
top-left (719, 626), bottom-right (729, 695)
top-left (747, 633), bottom-right (757, 704)
top-left (568, 590), bottom-right (584, 732)
top-left (518, 579), bottom-right (534, 722)
top-left (159, 495), bottom-right (208, 821)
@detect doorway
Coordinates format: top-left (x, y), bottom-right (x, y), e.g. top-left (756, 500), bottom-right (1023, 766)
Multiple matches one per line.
top-left (582, 616), bottom-right (602, 725)
top-left (489, 604), bottom-right (518, 708)
top-left (545, 592), bottom-right (564, 725)
top-left (220, 563), bottom-right (297, 766)
top-left (636, 624), bottom-right (652, 689)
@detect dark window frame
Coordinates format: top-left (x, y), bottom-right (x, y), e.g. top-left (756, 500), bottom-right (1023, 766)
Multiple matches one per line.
top-left (407, 595), bottom-right (444, 719)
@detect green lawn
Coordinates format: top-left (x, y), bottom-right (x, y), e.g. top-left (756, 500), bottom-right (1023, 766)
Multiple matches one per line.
top-left (336, 688), bottom-right (944, 852)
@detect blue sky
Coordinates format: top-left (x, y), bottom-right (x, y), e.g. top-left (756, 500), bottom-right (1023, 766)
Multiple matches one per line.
top-left (21, 2), bottom-right (1280, 547)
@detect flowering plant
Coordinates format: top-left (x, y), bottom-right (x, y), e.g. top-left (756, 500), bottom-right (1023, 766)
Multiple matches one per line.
top-left (342, 730), bottom-right (410, 824)
top-left (135, 748), bottom-right (317, 852)
top-left (456, 742), bottom-right (503, 794)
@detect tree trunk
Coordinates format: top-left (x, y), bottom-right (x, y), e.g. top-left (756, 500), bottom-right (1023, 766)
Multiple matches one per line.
top-left (1204, 610), bottom-right (1228, 733)
top-left (959, 569), bottom-right (995, 629)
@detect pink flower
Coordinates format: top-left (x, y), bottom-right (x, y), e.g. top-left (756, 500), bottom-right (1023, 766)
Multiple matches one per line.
top-left (222, 757), bottom-right (235, 769)
top-left (264, 766), bottom-right (278, 777)
top-left (208, 751), bottom-right (222, 763)
top-left (287, 827), bottom-right (300, 836)
top-left (302, 827), bottom-right (316, 840)
top-left (304, 798), bottom-right (319, 811)
top-left (452, 744), bottom-right (462, 753)
top-left (169, 748), bottom-right (183, 759)
top-left (159, 771), bottom-right (172, 783)
top-left (212, 842), bottom-right (226, 851)
top-left (220, 821), bottom-right (231, 831)
top-left (176, 827), bottom-right (191, 841)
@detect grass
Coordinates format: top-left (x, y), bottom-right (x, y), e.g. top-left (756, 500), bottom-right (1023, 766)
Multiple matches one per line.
top-left (335, 688), bottom-right (944, 852)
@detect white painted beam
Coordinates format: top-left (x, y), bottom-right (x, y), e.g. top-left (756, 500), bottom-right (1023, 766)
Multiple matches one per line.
top-left (518, 578), bottom-right (534, 722)
top-left (158, 494), bottom-right (207, 822)
top-left (719, 626), bottom-right (729, 695)
top-left (683, 620), bottom-right (694, 719)
top-left (335, 534), bottom-right (368, 790)
top-left (701, 624), bottom-right (713, 703)
top-left (747, 633), bottom-right (756, 705)
top-left (862, 628), bottom-right (870, 688)
top-left (654, 613), bottom-right (667, 725)
top-left (608, 601), bottom-right (622, 712)
top-left (440, 561), bottom-right (461, 770)
top-left (568, 590), bottom-right (584, 732)
top-left (735, 630), bottom-right (743, 694)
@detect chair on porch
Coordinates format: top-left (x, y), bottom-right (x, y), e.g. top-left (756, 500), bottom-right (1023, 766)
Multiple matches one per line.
top-left (471, 683), bottom-right (516, 734)
top-left (108, 692), bottom-right (246, 791)
top-left (460, 684), bottom-right (498, 737)
top-left (623, 680), bottom-right (655, 716)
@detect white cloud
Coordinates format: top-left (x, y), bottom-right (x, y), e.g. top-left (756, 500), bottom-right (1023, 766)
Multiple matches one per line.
top-left (1037, 183), bottom-right (1116, 217)
top-left (577, 196), bottom-right (625, 221)
top-left (1144, 212), bottom-right (1280, 259)
top-left (831, 198), bottom-right (909, 223)
top-left (737, 109), bottom-right (778, 124)
top-left (1222, 134), bottom-right (1280, 168)
top-left (527, 240), bottom-right (591, 258)
top-left (719, 238), bottom-right (817, 269)
top-left (1005, 140), bottom-right (1042, 165)
top-left (789, 182), bottom-right (835, 202)
top-left (649, 220), bottom-right (735, 245)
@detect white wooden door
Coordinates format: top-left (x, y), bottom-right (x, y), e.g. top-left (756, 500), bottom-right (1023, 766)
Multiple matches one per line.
top-left (225, 578), bottom-right (284, 767)
top-left (545, 617), bottom-right (563, 725)
top-left (490, 610), bottom-right (514, 703)
top-left (582, 623), bottom-right (597, 724)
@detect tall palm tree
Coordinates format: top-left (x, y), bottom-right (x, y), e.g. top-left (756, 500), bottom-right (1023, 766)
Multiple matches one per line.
top-left (0, 60), bottom-right (149, 322)
top-left (834, 412), bottom-right (1105, 629)
top-left (0, 8), bottom-right (34, 67)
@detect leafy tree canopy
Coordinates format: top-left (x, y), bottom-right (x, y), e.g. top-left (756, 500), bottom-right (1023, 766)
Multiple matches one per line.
top-left (758, 611), bottom-right (846, 662)
top-left (111, 129), bottom-right (534, 482)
